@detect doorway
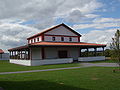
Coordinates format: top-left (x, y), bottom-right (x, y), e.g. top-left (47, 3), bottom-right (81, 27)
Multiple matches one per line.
top-left (58, 50), bottom-right (68, 58)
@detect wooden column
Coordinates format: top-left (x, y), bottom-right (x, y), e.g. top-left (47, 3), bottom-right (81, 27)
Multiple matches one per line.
top-left (17, 51), bottom-right (20, 59)
top-left (12, 51), bottom-right (13, 59)
top-left (28, 49), bottom-right (30, 60)
top-left (29, 48), bottom-right (32, 60)
top-left (102, 47), bottom-right (104, 55)
top-left (20, 50), bottom-right (22, 59)
top-left (94, 48), bottom-right (97, 56)
top-left (79, 48), bottom-right (81, 57)
top-left (25, 50), bottom-right (26, 60)
top-left (9, 51), bottom-right (11, 59)
top-left (86, 48), bottom-right (89, 57)
top-left (41, 47), bottom-right (45, 59)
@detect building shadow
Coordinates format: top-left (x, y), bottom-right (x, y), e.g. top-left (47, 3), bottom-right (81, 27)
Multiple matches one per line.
top-left (0, 80), bottom-right (89, 90)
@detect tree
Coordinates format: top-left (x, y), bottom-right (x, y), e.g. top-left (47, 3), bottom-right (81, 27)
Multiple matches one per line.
top-left (110, 29), bottom-right (120, 71)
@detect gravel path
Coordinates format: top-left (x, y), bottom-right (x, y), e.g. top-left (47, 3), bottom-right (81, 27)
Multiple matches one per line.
top-left (0, 63), bottom-right (118, 75)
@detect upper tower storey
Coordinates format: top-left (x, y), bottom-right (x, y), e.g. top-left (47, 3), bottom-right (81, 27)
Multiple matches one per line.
top-left (27, 23), bottom-right (81, 44)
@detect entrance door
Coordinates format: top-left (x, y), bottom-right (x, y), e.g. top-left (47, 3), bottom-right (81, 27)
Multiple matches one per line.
top-left (58, 50), bottom-right (68, 58)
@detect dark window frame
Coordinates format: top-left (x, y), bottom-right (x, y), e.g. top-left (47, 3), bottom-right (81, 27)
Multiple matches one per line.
top-left (69, 37), bottom-right (72, 41)
top-left (52, 37), bottom-right (56, 41)
top-left (37, 37), bottom-right (39, 41)
top-left (61, 37), bottom-right (64, 41)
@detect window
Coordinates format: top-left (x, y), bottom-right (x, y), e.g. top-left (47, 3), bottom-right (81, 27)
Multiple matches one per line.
top-left (52, 37), bottom-right (55, 41)
top-left (34, 38), bottom-right (36, 42)
top-left (37, 37), bottom-right (39, 42)
top-left (69, 37), bottom-right (72, 41)
top-left (61, 37), bottom-right (64, 41)
top-left (31, 39), bottom-right (33, 43)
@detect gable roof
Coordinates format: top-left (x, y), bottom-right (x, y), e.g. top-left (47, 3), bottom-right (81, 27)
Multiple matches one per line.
top-left (27, 23), bottom-right (81, 40)
top-left (0, 49), bottom-right (4, 54)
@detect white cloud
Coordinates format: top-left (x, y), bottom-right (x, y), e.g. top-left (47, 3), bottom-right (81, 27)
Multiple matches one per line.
top-left (81, 29), bottom-right (118, 47)
top-left (0, 23), bottom-right (39, 52)
top-left (93, 17), bottom-right (120, 23)
top-left (73, 22), bottom-right (120, 29)
top-left (85, 14), bottom-right (100, 18)
top-left (0, 0), bottom-right (104, 52)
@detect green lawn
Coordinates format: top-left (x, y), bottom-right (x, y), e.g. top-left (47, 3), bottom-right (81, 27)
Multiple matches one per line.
top-left (0, 67), bottom-right (120, 90)
top-left (0, 60), bottom-right (80, 72)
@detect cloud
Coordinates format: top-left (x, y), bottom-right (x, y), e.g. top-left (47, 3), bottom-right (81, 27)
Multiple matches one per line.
top-left (85, 14), bottom-right (100, 18)
top-left (73, 17), bottom-right (120, 29)
top-left (0, 0), bottom-right (104, 52)
top-left (73, 22), bottom-right (120, 29)
top-left (0, 23), bottom-right (39, 52)
top-left (81, 29), bottom-right (118, 47)
top-left (63, 9), bottom-right (85, 23)
top-left (93, 18), bottom-right (120, 23)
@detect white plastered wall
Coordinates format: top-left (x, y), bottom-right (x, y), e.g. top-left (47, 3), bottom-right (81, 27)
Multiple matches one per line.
top-left (31, 47), bottom-right (42, 60)
top-left (44, 36), bottom-right (78, 42)
top-left (45, 47), bottom-right (80, 60)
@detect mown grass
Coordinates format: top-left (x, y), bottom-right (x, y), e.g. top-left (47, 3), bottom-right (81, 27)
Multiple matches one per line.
top-left (0, 67), bottom-right (120, 90)
top-left (0, 60), bottom-right (80, 72)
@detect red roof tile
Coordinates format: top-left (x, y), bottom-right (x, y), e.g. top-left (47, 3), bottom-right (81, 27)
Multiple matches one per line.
top-left (8, 42), bottom-right (106, 51)
top-left (0, 49), bottom-right (4, 54)
top-left (30, 42), bottom-right (106, 47)
top-left (8, 45), bottom-right (29, 51)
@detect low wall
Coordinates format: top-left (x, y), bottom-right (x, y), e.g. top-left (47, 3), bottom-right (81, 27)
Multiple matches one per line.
top-left (10, 59), bottom-right (31, 66)
top-left (31, 58), bottom-right (73, 66)
top-left (9, 58), bottom-right (73, 66)
top-left (78, 56), bottom-right (105, 62)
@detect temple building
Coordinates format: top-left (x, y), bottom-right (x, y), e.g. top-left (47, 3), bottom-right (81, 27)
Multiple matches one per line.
top-left (8, 23), bottom-right (106, 66)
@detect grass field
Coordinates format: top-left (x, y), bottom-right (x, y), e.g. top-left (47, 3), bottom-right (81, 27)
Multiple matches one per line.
top-left (0, 59), bottom-right (117, 72)
top-left (0, 67), bottom-right (120, 90)
top-left (0, 60), bottom-right (80, 72)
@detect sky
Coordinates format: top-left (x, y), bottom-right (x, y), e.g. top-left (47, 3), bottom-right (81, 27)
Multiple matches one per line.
top-left (0, 0), bottom-right (120, 52)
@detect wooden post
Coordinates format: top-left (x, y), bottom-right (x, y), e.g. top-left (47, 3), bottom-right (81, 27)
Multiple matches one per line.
top-left (25, 49), bottom-right (27, 60)
top-left (86, 48), bottom-right (89, 57)
top-left (20, 50), bottom-right (22, 60)
top-left (12, 51), bottom-right (13, 59)
top-left (102, 47), bottom-right (104, 55)
top-left (9, 51), bottom-right (11, 59)
top-left (79, 48), bottom-right (81, 57)
top-left (41, 47), bottom-right (45, 59)
top-left (94, 48), bottom-right (97, 56)
top-left (28, 49), bottom-right (30, 60)
top-left (29, 48), bottom-right (32, 60)
top-left (18, 51), bottom-right (20, 59)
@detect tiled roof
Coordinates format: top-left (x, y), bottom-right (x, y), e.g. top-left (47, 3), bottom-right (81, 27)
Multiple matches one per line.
top-left (8, 42), bottom-right (106, 51)
top-left (8, 45), bottom-right (29, 51)
top-left (27, 23), bottom-right (81, 39)
top-left (30, 42), bottom-right (106, 47)
top-left (0, 49), bottom-right (4, 54)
